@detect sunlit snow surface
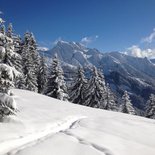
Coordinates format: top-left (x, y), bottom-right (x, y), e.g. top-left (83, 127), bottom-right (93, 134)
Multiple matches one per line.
top-left (0, 89), bottom-right (155, 155)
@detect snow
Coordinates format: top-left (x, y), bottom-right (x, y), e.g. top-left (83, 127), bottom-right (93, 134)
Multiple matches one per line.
top-left (0, 46), bottom-right (5, 54)
top-left (0, 89), bottom-right (155, 155)
top-left (37, 47), bottom-right (49, 51)
top-left (0, 93), bottom-right (17, 117)
top-left (134, 77), bottom-right (149, 86)
top-left (0, 64), bottom-right (20, 81)
top-left (0, 33), bottom-right (6, 41)
top-left (0, 18), bottom-right (5, 24)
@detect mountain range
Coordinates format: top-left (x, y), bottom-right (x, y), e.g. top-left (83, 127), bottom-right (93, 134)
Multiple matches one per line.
top-left (40, 41), bottom-right (155, 113)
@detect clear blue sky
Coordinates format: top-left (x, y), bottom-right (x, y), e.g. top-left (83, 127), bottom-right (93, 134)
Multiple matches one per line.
top-left (1, 0), bottom-right (155, 51)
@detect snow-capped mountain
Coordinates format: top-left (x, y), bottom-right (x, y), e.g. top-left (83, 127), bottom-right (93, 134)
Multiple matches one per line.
top-left (0, 89), bottom-right (155, 155)
top-left (40, 41), bottom-right (155, 111)
top-left (44, 41), bottom-right (91, 66)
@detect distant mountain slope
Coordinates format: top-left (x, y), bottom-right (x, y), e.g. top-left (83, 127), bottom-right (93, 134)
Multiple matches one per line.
top-left (40, 41), bottom-right (155, 111)
top-left (0, 89), bottom-right (155, 155)
top-left (150, 59), bottom-right (155, 64)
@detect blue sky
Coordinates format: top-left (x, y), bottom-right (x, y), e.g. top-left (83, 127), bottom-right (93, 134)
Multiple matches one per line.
top-left (1, 0), bottom-right (155, 52)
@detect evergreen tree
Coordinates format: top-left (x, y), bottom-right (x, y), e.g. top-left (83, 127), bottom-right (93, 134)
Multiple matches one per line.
top-left (145, 94), bottom-right (155, 119)
top-left (45, 56), bottom-right (68, 101)
top-left (121, 91), bottom-right (135, 115)
top-left (8, 24), bottom-right (24, 89)
top-left (0, 19), bottom-right (20, 94)
top-left (69, 67), bottom-right (87, 104)
top-left (0, 23), bottom-right (5, 35)
top-left (6, 23), bottom-right (13, 38)
top-left (103, 83), bottom-right (117, 111)
top-left (37, 55), bottom-right (48, 94)
top-left (1, 24), bottom-right (21, 71)
top-left (84, 66), bottom-right (106, 108)
top-left (14, 35), bottom-right (22, 54)
top-left (0, 19), bottom-right (20, 118)
top-left (29, 33), bottom-right (40, 71)
top-left (22, 32), bottom-right (38, 92)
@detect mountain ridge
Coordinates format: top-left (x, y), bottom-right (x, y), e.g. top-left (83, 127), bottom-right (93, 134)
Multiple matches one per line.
top-left (40, 41), bottom-right (155, 112)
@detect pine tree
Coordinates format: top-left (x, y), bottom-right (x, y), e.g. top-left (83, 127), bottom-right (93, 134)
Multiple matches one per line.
top-left (0, 23), bottom-right (5, 35)
top-left (104, 83), bottom-right (117, 111)
top-left (69, 67), bottom-right (87, 104)
top-left (8, 24), bottom-right (24, 89)
top-left (0, 19), bottom-right (19, 118)
top-left (1, 24), bottom-right (22, 71)
top-left (121, 91), bottom-right (135, 115)
top-left (14, 35), bottom-right (22, 54)
top-left (84, 66), bottom-right (106, 108)
top-left (2, 23), bottom-right (23, 89)
top-left (145, 94), bottom-right (155, 119)
top-left (0, 19), bottom-right (20, 94)
top-left (45, 55), bottom-right (68, 101)
top-left (7, 23), bottom-right (13, 38)
top-left (13, 35), bottom-right (24, 88)
top-left (22, 32), bottom-right (38, 92)
top-left (29, 33), bottom-right (40, 71)
top-left (37, 55), bottom-right (48, 94)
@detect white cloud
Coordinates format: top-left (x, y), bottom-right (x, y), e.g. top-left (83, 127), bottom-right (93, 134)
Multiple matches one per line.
top-left (37, 47), bottom-right (49, 51)
top-left (124, 45), bottom-right (155, 59)
top-left (124, 27), bottom-right (155, 59)
top-left (0, 11), bottom-right (3, 15)
top-left (80, 35), bottom-right (99, 46)
top-left (142, 28), bottom-right (155, 43)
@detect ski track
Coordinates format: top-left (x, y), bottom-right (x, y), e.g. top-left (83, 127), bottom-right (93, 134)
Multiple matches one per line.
top-left (62, 130), bottom-right (113, 155)
top-left (0, 115), bottom-right (113, 155)
top-left (0, 116), bottom-right (86, 155)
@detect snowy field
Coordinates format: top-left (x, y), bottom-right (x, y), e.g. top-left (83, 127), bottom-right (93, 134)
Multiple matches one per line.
top-left (0, 89), bottom-right (155, 155)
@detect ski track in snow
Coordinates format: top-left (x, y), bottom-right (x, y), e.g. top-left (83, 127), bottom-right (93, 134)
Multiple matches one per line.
top-left (62, 130), bottom-right (113, 155)
top-left (64, 119), bottom-right (113, 155)
top-left (0, 116), bottom-right (86, 155)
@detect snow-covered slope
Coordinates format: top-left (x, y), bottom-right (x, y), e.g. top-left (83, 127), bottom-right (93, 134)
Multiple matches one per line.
top-left (0, 89), bottom-right (155, 155)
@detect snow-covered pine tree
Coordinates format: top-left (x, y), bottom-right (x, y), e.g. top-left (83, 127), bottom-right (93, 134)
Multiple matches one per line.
top-left (145, 94), bottom-right (155, 119)
top-left (14, 35), bottom-right (22, 54)
top-left (22, 32), bottom-right (38, 92)
top-left (0, 23), bottom-right (5, 35)
top-left (8, 24), bottom-right (25, 89)
top-left (6, 23), bottom-right (22, 56)
top-left (0, 21), bottom-right (20, 94)
top-left (0, 19), bottom-right (19, 118)
top-left (29, 33), bottom-right (40, 72)
top-left (45, 55), bottom-right (68, 101)
top-left (1, 25), bottom-right (22, 72)
top-left (84, 66), bottom-right (106, 108)
top-left (103, 83), bottom-right (117, 111)
top-left (37, 55), bottom-right (48, 94)
top-left (121, 91), bottom-right (135, 115)
top-left (1, 23), bottom-right (23, 89)
top-left (69, 67), bottom-right (87, 104)
top-left (6, 23), bottom-right (13, 38)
